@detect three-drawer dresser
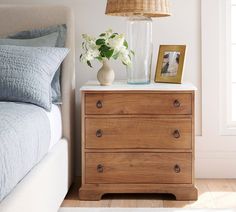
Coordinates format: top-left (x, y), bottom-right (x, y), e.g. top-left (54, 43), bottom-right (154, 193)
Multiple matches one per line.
top-left (79, 81), bottom-right (198, 201)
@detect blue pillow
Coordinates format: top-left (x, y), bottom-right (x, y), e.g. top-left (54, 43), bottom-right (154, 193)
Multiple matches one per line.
top-left (0, 45), bottom-right (69, 111)
top-left (0, 32), bottom-right (58, 47)
top-left (7, 24), bottom-right (67, 104)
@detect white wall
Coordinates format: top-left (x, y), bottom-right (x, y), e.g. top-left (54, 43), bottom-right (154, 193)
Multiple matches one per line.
top-left (197, 0), bottom-right (236, 178)
top-left (1, 0), bottom-right (215, 177)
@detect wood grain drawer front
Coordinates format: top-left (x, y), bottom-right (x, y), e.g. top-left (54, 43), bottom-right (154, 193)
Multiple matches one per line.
top-left (85, 153), bottom-right (192, 184)
top-left (85, 93), bottom-right (192, 115)
top-left (85, 118), bottom-right (192, 149)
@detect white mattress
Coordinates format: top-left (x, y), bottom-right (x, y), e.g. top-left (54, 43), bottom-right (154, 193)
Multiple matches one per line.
top-left (44, 104), bottom-right (62, 150)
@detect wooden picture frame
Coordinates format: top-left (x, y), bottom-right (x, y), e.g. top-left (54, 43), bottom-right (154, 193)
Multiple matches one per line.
top-left (154, 45), bottom-right (186, 84)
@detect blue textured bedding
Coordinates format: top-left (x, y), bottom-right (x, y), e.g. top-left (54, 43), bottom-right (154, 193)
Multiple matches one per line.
top-left (0, 102), bottom-right (51, 201)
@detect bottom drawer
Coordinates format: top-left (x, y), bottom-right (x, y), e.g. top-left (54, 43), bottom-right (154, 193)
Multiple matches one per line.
top-left (85, 153), bottom-right (192, 184)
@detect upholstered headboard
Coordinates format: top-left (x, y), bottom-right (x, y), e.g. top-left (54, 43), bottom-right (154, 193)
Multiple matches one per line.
top-left (0, 5), bottom-right (75, 181)
top-left (0, 5), bottom-right (75, 140)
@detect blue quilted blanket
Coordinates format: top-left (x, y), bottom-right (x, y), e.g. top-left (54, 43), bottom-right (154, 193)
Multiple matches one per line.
top-left (0, 102), bottom-right (50, 201)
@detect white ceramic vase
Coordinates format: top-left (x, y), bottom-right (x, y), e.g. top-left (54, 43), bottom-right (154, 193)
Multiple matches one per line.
top-left (97, 59), bottom-right (115, 86)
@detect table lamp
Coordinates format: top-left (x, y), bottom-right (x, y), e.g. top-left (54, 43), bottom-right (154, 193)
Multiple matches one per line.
top-left (105, 0), bottom-right (171, 84)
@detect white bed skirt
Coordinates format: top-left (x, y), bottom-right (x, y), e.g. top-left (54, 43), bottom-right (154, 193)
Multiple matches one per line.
top-left (0, 139), bottom-right (70, 212)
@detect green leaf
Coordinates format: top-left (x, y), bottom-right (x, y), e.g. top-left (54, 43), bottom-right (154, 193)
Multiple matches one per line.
top-left (100, 52), bottom-right (105, 57)
top-left (80, 54), bottom-right (82, 59)
top-left (99, 45), bottom-right (113, 59)
top-left (112, 52), bottom-right (119, 60)
top-left (96, 56), bottom-right (103, 62)
top-left (109, 33), bottom-right (118, 39)
top-left (104, 49), bottom-right (114, 59)
top-left (110, 34), bottom-right (116, 39)
top-left (87, 61), bottom-right (92, 68)
top-left (130, 50), bottom-right (135, 55)
top-left (82, 42), bottom-right (88, 51)
top-left (124, 40), bottom-right (128, 49)
top-left (99, 33), bottom-right (106, 37)
top-left (96, 39), bottom-right (105, 45)
top-left (82, 42), bottom-right (87, 51)
top-left (122, 61), bottom-right (127, 66)
top-left (99, 45), bottom-right (110, 52)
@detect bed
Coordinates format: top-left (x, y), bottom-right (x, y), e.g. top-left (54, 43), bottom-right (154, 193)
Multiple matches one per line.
top-left (0, 5), bottom-right (75, 212)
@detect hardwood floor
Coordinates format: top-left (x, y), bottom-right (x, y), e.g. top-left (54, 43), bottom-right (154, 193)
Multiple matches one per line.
top-left (61, 179), bottom-right (236, 208)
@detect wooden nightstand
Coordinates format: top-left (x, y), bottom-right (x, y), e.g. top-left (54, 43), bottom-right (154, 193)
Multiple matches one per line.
top-left (79, 81), bottom-right (198, 201)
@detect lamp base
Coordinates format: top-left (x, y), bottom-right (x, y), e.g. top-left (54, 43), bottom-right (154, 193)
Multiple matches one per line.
top-left (127, 80), bottom-right (151, 85)
top-left (126, 16), bottom-right (153, 85)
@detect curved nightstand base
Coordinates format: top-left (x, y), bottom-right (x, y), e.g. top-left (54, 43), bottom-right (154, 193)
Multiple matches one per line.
top-left (79, 184), bottom-right (198, 201)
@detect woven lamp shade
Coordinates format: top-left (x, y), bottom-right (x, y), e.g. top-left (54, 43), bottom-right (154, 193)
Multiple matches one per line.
top-left (105, 0), bottom-right (171, 17)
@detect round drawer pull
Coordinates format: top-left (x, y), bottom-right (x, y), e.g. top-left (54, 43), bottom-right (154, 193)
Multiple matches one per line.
top-left (97, 164), bottom-right (104, 173)
top-left (96, 100), bottom-right (103, 109)
top-left (174, 164), bottom-right (181, 173)
top-left (96, 129), bottom-right (103, 138)
top-left (173, 129), bottom-right (181, 139)
top-left (173, 99), bottom-right (181, 108)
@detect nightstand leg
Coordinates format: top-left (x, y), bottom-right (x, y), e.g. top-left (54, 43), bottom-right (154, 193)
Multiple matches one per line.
top-left (79, 187), bottom-right (103, 201)
top-left (173, 186), bottom-right (198, 201)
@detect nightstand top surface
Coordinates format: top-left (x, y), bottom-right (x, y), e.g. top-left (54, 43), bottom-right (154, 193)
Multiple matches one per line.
top-left (80, 81), bottom-right (197, 91)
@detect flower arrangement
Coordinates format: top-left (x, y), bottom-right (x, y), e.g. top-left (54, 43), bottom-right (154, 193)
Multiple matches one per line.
top-left (80, 29), bottom-right (133, 67)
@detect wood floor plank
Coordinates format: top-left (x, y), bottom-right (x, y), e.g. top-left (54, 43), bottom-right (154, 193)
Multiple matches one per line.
top-left (135, 199), bottom-right (163, 208)
top-left (61, 200), bottom-right (79, 208)
top-left (163, 200), bottom-right (191, 208)
top-left (227, 179), bottom-right (236, 192)
top-left (78, 200), bottom-right (111, 207)
top-left (109, 197), bottom-right (138, 208)
top-left (110, 194), bottom-right (164, 208)
top-left (61, 179), bottom-right (236, 208)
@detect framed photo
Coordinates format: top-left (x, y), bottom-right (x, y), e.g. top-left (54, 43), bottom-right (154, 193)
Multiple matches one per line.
top-left (154, 45), bottom-right (186, 84)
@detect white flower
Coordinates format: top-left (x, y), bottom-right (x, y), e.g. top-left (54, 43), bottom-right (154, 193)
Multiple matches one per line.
top-left (82, 34), bottom-right (97, 51)
top-left (117, 46), bottom-right (132, 66)
top-left (89, 48), bottom-right (100, 58)
top-left (119, 46), bottom-right (129, 57)
top-left (104, 29), bottom-right (113, 39)
top-left (80, 48), bottom-right (100, 64)
top-left (80, 54), bottom-right (88, 63)
top-left (98, 29), bottom-right (113, 46)
top-left (82, 49), bottom-right (100, 62)
top-left (81, 34), bottom-right (100, 63)
top-left (82, 34), bottom-right (96, 43)
top-left (121, 54), bottom-right (132, 66)
top-left (108, 34), bottom-right (125, 51)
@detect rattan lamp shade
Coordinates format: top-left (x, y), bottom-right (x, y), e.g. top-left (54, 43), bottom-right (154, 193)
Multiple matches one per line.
top-left (105, 0), bottom-right (171, 17)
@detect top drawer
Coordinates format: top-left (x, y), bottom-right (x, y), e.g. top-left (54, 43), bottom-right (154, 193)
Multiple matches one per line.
top-left (85, 92), bottom-right (193, 115)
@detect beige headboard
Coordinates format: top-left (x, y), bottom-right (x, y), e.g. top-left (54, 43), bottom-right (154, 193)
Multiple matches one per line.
top-left (0, 4), bottom-right (75, 140)
top-left (0, 5), bottom-right (75, 180)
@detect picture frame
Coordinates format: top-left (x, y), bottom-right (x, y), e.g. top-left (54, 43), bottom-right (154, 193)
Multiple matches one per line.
top-left (154, 45), bottom-right (186, 84)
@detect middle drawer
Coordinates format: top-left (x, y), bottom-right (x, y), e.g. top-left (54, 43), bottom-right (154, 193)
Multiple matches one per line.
top-left (85, 118), bottom-right (192, 149)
